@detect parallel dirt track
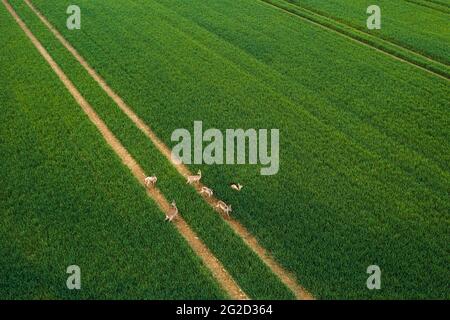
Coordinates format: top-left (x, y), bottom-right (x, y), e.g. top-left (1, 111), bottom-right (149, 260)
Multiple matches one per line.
top-left (258, 0), bottom-right (450, 81)
top-left (24, 0), bottom-right (314, 300)
top-left (3, 0), bottom-right (248, 300)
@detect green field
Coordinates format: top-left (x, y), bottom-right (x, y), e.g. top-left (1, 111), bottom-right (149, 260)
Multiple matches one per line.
top-left (2, 0), bottom-right (449, 300)
top-left (261, 0), bottom-right (450, 78)
top-left (3, 0), bottom-right (295, 300)
top-left (280, 0), bottom-right (450, 64)
top-left (0, 5), bottom-right (226, 299)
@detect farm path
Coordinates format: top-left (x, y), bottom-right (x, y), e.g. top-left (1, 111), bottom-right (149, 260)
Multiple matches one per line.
top-left (3, 0), bottom-right (248, 300)
top-left (24, 0), bottom-right (313, 300)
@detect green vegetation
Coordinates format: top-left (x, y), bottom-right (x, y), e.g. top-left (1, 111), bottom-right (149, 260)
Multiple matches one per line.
top-left (261, 0), bottom-right (450, 78)
top-left (4, 0), bottom-right (449, 299)
top-left (7, 0), bottom-right (295, 299)
top-left (0, 4), bottom-right (226, 299)
top-left (280, 0), bottom-right (450, 65)
top-left (406, 0), bottom-right (450, 14)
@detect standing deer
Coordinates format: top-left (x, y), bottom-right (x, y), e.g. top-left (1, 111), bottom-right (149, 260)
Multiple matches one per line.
top-left (215, 201), bottom-right (232, 216)
top-left (144, 174), bottom-right (157, 187)
top-left (200, 186), bottom-right (214, 197)
top-left (165, 200), bottom-right (178, 222)
top-left (186, 170), bottom-right (202, 185)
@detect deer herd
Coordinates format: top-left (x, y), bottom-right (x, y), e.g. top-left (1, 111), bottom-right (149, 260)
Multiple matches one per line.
top-left (143, 170), bottom-right (242, 223)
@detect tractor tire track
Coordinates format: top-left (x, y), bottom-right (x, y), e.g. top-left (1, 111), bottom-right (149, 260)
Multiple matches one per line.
top-left (405, 0), bottom-right (450, 14)
top-left (258, 0), bottom-right (450, 81)
top-left (24, 0), bottom-right (313, 300)
top-left (3, 0), bottom-right (247, 300)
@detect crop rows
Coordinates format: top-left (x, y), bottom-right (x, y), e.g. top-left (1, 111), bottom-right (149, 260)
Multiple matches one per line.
top-left (406, 0), bottom-right (450, 14)
top-left (4, 0), bottom-right (449, 299)
top-left (261, 0), bottom-right (450, 78)
top-left (24, 0), bottom-right (450, 299)
top-left (7, 0), bottom-right (296, 299)
top-left (280, 0), bottom-right (450, 66)
top-left (0, 4), bottom-right (226, 299)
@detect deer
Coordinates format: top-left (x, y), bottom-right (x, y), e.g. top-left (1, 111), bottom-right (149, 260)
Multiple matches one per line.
top-left (186, 170), bottom-right (202, 185)
top-left (200, 186), bottom-right (214, 197)
top-left (230, 183), bottom-right (243, 191)
top-left (165, 200), bottom-right (178, 222)
top-left (215, 201), bottom-right (232, 216)
top-left (144, 174), bottom-right (157, 187)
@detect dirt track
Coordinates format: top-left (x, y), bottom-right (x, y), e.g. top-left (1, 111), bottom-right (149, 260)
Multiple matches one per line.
top-left (23, 0), bottom-right (314, 299)
top-left (3, 0), bottom-right (248, 300)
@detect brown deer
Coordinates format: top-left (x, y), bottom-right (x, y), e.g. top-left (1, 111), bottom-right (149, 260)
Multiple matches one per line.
top-left (215, 201), bottom-right (232, 216)
top-left (165, 200), bottom-right (179, 222)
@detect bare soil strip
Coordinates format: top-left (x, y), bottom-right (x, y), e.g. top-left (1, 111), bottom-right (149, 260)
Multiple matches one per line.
top-left (24, 0), bottom-right (314, 300)
top-left (3, 0), bottom-right (247, 300)
top-left (258, 0), bottom-right (449, 81)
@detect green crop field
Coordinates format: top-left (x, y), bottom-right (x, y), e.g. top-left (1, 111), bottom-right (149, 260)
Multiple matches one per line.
top-left (279, 0), bottom-right (450, 64)
top-left (1, 0), bottom-right (449, 300)
top-left (0, 5), bottom-right (226, 299)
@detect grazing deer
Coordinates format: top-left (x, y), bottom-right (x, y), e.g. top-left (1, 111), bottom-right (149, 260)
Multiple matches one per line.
top-left (165, 200), bottom-right (178, 222)
top-left (230, 183), bottom-right (243, 191)
top-left (186, 170), bottom-right (202, 185)
top-left (200, 186), bottom-right (213, 197)
top-left (215, 201), bottom-right (232, 216)
top-left (144, 174), bottom-right (158, 187)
